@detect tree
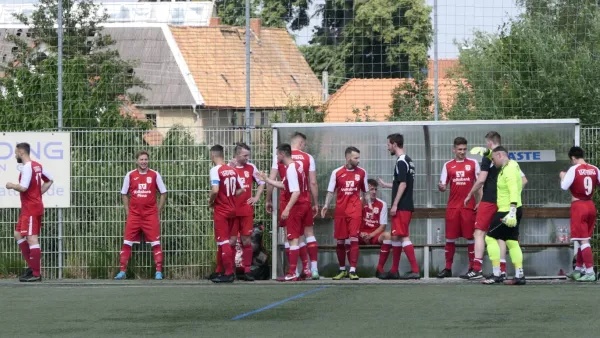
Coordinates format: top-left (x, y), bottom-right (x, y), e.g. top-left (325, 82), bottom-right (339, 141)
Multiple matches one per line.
top-left (214, 0), bottom-right (311, 30)
top-left (305, 0), bottom-right (432, 92)
top-left (387, 80), bottom-right (432, 121)
top-left (450, 0), bottom-right (600, 124)
top-left (0, 0), bottom-right (150, 131)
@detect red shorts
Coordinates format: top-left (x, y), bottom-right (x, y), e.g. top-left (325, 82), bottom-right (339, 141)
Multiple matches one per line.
top-left (475, 202), bottom-right (498, 232)
top-left (16, 214), bottom-right (42, 236)
top-left (232, 215), bottom-right (253, 237)
top-left (445, 208), bottom-right (475, 239)
top-left (334, 216), bottom-right (362, 239)
top-left (213, 213), bottom-right (235, 242)
top-left (359, 234), bottom-right (381, 245)
top-left (278, 200), bottom-right (288, 227)
top-left (391, 211), bottom-right (412, 237)
top-left (286, 203), bottom-right (311, 240)
top-left (570, 200), bottom-right (596, 240)
top-left (124, 213), bottom-right (160, 243)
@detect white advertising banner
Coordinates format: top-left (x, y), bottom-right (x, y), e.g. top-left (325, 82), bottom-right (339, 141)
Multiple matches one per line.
top-left (0, 132), bottom-right (71, 208)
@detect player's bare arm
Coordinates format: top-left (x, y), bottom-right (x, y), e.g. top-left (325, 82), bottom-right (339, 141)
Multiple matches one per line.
top-left (121, 194), bottom-right (130, 215)
top-left (248, 183), bottom-right (265, 206)
top-left (309, 170), bottom-right (319, 216)
top-left (260, 172), bottom-right (286, 190)
top-left (438, 182), bottom-right (447, 192)
top-left (158, 193), bottom-right (167, 212)
top-left (321, 191), bottom-right (334, 218)
top-left (40, 179), bottom-right (54, 194)
top-left (367, 224), bottom-right (386, 240)
top-left (522, 176), bottom-right (528, 188)
top-left (391, 182), bottom-right (406, 216)
top-left (377, 177), bottom-right (393, 189)
top-left (5, 182), bottom-right (28, 192)
top-left (265, 168), bottom-right (279, 213)
top-left (208, 184), bottom-right (219, 207)
top-left (465, 171), bottom-right (488, 206)
top-left (282, 191), bottom-right (300, 220)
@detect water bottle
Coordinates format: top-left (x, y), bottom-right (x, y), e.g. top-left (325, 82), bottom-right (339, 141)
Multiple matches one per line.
top-left (436, 228), bottom-right (442, 244)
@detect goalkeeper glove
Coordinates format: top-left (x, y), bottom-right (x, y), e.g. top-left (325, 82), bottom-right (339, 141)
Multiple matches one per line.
top-left (502, 206), bottom-right (518, 227)
top-left (470, 147), bottom-right (492, 159)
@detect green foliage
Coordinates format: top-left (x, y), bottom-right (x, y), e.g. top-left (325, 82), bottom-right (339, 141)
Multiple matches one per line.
top-left (271, 95), bottom-right (328, 123)
top-left (214, 0), bottom-right (312, 30)
top-left (347, 105), bottom-right (377, 122)
top-left (0, 0), bottom-right (150, 131)
top-left (387, 80), bottom-right (432, 121)
top-left (306, 0), bottom-right (432, 92)
top-left (452, 0), bottom-right (600, 124)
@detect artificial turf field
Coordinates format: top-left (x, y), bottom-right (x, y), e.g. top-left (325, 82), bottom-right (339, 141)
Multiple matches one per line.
top-left (0, 278), bottom-right (598, 338)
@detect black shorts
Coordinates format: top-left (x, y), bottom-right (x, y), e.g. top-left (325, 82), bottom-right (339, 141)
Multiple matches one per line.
top-left (487, 207), bottom-right (523, 241)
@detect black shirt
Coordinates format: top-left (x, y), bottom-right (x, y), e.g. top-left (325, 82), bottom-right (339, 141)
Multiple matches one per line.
top-left (392, 154), bottom-right (415, 211)
top-left (481, 156), bottom-right (499, 203)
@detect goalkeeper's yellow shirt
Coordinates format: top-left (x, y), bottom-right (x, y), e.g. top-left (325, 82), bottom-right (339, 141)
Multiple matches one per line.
top-left (496, 160), bottom-right (523, 212)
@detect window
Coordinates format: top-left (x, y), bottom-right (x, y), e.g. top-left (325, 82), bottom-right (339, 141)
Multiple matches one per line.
top-left (146, 114), bottom-right (157, 127)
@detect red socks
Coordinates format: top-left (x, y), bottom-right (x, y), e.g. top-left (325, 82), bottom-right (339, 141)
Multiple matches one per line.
top-left (120, 242), bottom-right (133, 272)
top-left (17, 239), bottom-right (31, 267)
top-left (581, 244), bottom-right (594, 271)
top-left (215, 245), bottom-right (223, 273)
top-left (467, 240), bottom-right (475, 270)
top-left (221, 244), bottom-right (234, 275)
top-left (390, 241), bottom-right (403, 273)
top-left (306, 236), bottom-right (319, 267)
top-left (299, 242), bottom-right (309, 270)
top-left (377, 240), bottom-right (392, 272)
top-left (403, 242), bottom-right (419, 273)
top-left (348, 238), bottom-right (359, 269)
top-left (29, 244), bottom-right (41, 277)
top-left (500, 259), bottom-right (506, 273)
top-left (336, 240), bottom-right (346, 268)
top-left (152, 244), bottom-right (163, 273)
top-left (445, 240), bottom-right (456, 270)
top-left (288, 246), bottom-right (299, 275)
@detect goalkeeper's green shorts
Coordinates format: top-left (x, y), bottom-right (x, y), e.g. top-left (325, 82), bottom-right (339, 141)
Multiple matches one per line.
top-left (487, 207), bottom-right (523, 241)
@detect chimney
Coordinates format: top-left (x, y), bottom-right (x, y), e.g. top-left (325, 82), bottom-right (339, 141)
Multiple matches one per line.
top-left (250, 18), bottom-right (261, 38)
top-left (210, 17), bottom-right (221, 26)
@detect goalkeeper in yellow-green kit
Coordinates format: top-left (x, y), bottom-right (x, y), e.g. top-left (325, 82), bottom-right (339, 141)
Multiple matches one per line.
top-left (481, 146), bottom-right (526, 285)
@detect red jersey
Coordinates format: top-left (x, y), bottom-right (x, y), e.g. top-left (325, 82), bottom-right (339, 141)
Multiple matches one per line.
top-left (327, 166), bottom-right (368, 218)
top-left (121, 169), bottom-right (167, 216)
top-left (361, 198), bottom-right (387, 233)
top-left (233, 162), bottom-right (265, 216)
top-left (18, 161), bottom-right (52, 216)
top-left (440, 158), bottom-right (480, 209)
top-left (272, 149), bottom-right (315, 203)
top-left (561, 163), bottom-right (600, 200)
top-left (282, 162), bottom-right (310, 205)
top-left (210, 164), bottom-right (241, 217)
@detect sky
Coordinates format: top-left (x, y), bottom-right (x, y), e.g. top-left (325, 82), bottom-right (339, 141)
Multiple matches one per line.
top-left (0, 0), bottom-right (523, 58)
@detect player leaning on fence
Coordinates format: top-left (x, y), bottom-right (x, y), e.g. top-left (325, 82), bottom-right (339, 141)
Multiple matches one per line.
top-left (377, 134), bottom-right (420, 280)
top-left (5, 142), bottom-right (54, 282)
top-left (482, 146), bottom-right (526, 285)
top-left (560, 146), bottom-right (600, 282)
top-left (116, 151), bottom-right (167, 281)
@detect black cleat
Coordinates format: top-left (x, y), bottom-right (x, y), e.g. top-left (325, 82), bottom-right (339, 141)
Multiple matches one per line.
top-left (207, 272), bottom-right (222, 280)
top-left (20, 275), bottom-right (42, 283)
top-left (465, 270), bottom-right (484, 280)
top-left (481, 274), bottom-right (505, 285)
top-left (375, 270), bottom-right (386, 279)
top-left (400, 272), bottom-right (421, 280)
top-left (437, 268), bottom-right (452, 278)
top-left (459, 269), bottom-right (473, 279)
top-left (385, 271), bottom-right (400, 280)
top-left (484, 272), bottom-right (507, 280)
top-left (504, 276), bottom-right (526, 285)
top-left (212, 274), bottom-right (234, 283)
top-left (243, 273), bottom-right (255, 282)
top-left (18, 268), bottom-right (33, 281)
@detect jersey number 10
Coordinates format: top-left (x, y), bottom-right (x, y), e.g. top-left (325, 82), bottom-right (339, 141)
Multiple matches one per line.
top-left (224, 177), bottom-right (237, 197)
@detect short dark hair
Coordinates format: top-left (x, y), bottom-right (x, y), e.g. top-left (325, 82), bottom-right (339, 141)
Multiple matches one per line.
top-left (234, 142), bottom-right (250, 154)
top-left (493, 146), bottom-right (508, 154)
top-left (387, 133), bottom-right (404, 148)
top-left (291, 132), bottom-right (307, 141)
top-left (485, 131), bottom-right (501, 145)
top-left (453, 137), bottom-right (467, 147)
top-left (345, 146), bottom-right (360, 156)
top-left (367, 178), bottom-right (378, 188)
top-left (210, 144), bottom-right (224, 157)
top-left (277, 143), bottom-right (292, 157)
top-left (568, 146), bottom-right (584, 159)
top-left (136, 150), bottom-right (149, 159)
top-left (15, 142), bottom-right (30, 155)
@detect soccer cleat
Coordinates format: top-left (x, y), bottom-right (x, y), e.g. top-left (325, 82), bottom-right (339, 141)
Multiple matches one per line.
top-left (459, 269), bottom-right (473, 279)
top-left (332, 270), bottom-right (348, 280)
top-left (576, 273), bottom-right (596, 282)
top-left (20, 275), bottom-right (42, 283)
top-left (400, 272), bottom-right (421, 280)
top-left (114, 271), bottom-right (127, 280)
top-left (280, 273), bottom-right (298, 282)
top-left (19, 267), bottom-right (33, 279)
top-left (311, 269), bottom-right (320, 280)
top-left (465, 270), bottom-right (484, 280)
top-left (566, 270), bottom-right (582, 281)
top-left (212, 274), bottom-right (235, 283)
top-left (384, 271), bottom-right (400, 280)
top-left (155, 272), bottom-right (163, 280)
top-left (503, 276), bottom-right (526, 285)
top-left (208, 272), bottom-right (222, 280)
top-left (348, 271), bottom-right (359, 280)
top-left (437, 268), bottom-right (452, 278)
top-left (484, 272), bottom-right (507, 280)
top-left (375, 270), bottom-right (386, 279)
top-left (481, 274), bottom-right (504, 285)
top-left (300, 269), bottom-right (312, 280)
top-left (243, 273), bottom-right (255, 282)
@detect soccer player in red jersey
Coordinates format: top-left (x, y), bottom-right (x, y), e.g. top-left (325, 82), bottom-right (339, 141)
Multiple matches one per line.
top-left (322, 146), bottom-right (370, 280)
top-left (266, 132), bottom-right (320, 279)
top-left (260, 143), bottom-right (310, 281)
top-left (560, 146), bottom-right (600, 282)
top-left (228, 142), bottom-right (265, 281)
top-left (377, 134), bottom-right (420, 280)
top-left (437, 137), bottom-right (480, 278)
top-left (116, 151), bottom-right (167, 280)
top-left (209, 145), bottom-right (244, 283)
top-left (360, 179), bottom-right (391, 278)
top-left (5, 142), bottom-right (53, 282)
